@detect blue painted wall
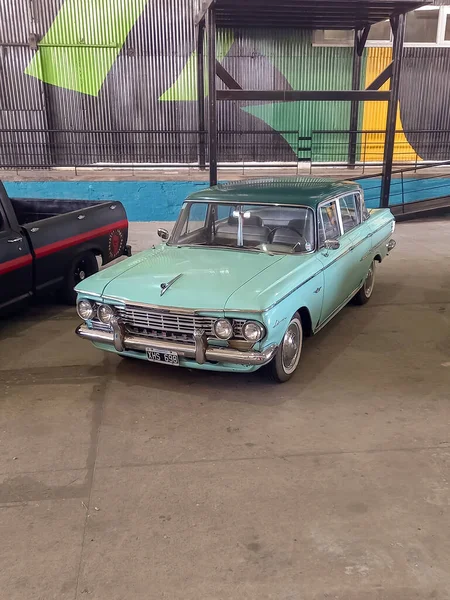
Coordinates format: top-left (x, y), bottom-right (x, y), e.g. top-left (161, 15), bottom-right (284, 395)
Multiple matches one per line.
top-left (4, 177), bottom-right (450, 221)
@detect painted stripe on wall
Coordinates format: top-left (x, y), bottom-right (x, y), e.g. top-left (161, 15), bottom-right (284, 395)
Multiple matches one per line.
top-left (4, 179), bottom-right (449, 222)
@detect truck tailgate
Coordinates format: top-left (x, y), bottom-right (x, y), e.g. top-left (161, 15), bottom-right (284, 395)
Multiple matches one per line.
top-left (21, 201), bottom-right (128, 293)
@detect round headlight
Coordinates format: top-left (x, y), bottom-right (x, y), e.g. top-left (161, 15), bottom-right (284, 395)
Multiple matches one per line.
top-left (214, 318), bottom-right (233, 340)
top-left (242, 321), bottom-right (265, 342)
top-left (77, 299), bottom-right (95, 320)
top-left (98, 304), bottom-right (115, 324)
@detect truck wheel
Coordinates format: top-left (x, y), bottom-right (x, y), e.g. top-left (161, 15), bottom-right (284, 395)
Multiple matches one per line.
top-left (353, 260), bottom-right (376, 305)
top-left (62, 252), bottom-right (99, 305)
top-left (269, 313), bottom-right (303, 383)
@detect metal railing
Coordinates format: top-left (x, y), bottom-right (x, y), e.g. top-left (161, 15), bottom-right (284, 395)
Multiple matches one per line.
top-left (2, 127), bottom-right (450, 171)
top-left (357, 159), bottom-right (450, 209)
top-left (0, 129), bottom-right (300, 170)
top-left (311, 129), bottom-right (450, 171)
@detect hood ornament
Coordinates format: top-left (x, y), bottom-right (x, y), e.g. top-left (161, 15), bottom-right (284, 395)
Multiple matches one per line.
top-left (160, 273), bottom-right (183, 296)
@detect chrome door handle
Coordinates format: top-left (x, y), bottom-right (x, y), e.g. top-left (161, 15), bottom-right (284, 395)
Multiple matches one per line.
top-left (7, 237), bottom-right (22, 243)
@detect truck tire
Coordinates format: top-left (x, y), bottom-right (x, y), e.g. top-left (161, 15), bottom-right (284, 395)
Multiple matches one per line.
top-left (62, 252), bottom-right (99, 305)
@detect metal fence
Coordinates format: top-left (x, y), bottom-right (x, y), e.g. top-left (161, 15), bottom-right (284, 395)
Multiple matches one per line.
top-left (311, 129), bottom-right (450, 169)
top-left (2, 127), bottom-right (450, 170)
top-left (0, 129), bottom-right (299, 169)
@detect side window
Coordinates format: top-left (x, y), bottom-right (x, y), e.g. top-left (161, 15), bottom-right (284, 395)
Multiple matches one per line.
top-left (361, 196), bottom-right (370, 222)
top-left (180, 202), bottom-right (208, 237)
top-left (318, 201), bottom-right (340, 247)
top-left (339, 194), bottom-right (360, 234)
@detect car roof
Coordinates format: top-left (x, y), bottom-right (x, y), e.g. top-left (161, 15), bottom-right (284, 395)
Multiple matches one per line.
top-left (185, 177), bottom-right (361, 209)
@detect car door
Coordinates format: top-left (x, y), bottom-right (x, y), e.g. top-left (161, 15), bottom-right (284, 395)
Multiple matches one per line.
top-left (338, 193), bottom-right (373, 291)
top-left (0, 205), bottom-right (33, 311)
top-left (316, 196), bottom-right (365, 325)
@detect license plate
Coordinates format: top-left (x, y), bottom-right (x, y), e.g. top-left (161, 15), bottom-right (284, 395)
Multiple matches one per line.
top-left (146, 347), bottom-right (179, 366)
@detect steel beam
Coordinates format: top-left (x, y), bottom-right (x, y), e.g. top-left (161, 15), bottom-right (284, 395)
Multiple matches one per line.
top-left (381, 14), bottom-right (405, 208)
top-left (195, 0), bottom-right (214, 26)
top-left (366, 62), bottom-right (393, 90)
top-left (196, 19), bottom-right (206, 170)
top-left (357, 25), bottom-right (371, 56)
top-left (216, 61), bottom-right (242, 89)
top-left (348, 29), bottom-right (363, 167)
top-left (217, 90), bottom-right (390, 101)
top-left (207, 5), bottom-right (218, 186)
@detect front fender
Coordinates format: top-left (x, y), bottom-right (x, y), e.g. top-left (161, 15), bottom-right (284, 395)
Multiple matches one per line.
top-left (262, 270), bottom-right (324, 345)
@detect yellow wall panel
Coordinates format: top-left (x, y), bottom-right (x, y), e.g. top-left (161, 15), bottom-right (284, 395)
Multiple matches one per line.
top-left (362, 47), bottom-right (419, 162)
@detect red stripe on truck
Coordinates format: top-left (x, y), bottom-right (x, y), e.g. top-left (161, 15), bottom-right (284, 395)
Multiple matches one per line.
top-left (34, 219), bottom-right (128, 259)
top-left (0, 254), bottom-right (33, 275)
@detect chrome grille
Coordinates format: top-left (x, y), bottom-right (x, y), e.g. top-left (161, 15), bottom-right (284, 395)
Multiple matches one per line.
top-left (114, 305), bottom-right (245, 340)
top-left (116, 306), bottom-right (215, 335)
top-left (232, 319), bottom-right (246, 338)
top-left (91, 321), bottom-right (111, 332)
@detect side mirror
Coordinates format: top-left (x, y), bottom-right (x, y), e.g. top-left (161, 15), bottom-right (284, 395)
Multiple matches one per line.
top-left (157, 228), bottom-right (169, 241)
top-left (324, 239), bottom-right (340, 250)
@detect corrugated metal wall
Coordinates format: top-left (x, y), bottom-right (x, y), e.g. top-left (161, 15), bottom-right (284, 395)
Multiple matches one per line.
top-left (1, 0), bottom-right (450, 166)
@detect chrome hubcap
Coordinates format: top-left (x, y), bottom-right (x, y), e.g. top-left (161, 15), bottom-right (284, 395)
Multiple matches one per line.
top-left (281, 321), bottom-right (301, 374)
top-left (364, 263), bottom-right (375, 298)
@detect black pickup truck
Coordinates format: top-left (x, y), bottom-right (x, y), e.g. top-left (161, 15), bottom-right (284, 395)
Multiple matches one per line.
top-left (0, 181), bottom-right (130, 313)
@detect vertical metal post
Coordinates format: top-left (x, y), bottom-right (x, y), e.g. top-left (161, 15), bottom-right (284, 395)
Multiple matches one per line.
top-left (348, 30), bottom-right (362, 167)
top-left (196, 19), bottom-right (206, 170)
top-left (380, 14), bottom-right (405, 208)
top-left (207, 4), bottom-right (217, 186)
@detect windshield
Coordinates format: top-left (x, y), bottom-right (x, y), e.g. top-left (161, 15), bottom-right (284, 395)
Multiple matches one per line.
top-left (169, 202), bottom-right (315, 254)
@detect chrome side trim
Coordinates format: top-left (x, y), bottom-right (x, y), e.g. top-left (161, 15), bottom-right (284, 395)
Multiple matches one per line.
top-left (263, 267), bottom-right (324, 312)
top-left (76, 324), bottom-right (278, 366)
top-left (264, 218), bottom-right (393, 313)
top-left (101, 220), bottom-right (393, 318)
top-left (314, 283), bottom-right (363, 334)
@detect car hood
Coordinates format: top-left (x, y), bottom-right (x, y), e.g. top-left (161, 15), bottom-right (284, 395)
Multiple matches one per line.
top-left (78, 244), bottom-right (285, 311)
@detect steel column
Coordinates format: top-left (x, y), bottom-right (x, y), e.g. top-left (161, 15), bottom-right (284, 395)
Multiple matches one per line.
top-left (380, 14), bottom-right (405, 208)
top-left (348, 30), bottom-right (362, 167)
top-left (196, 19), bottom-right (206, 170)
top-left (207, 4), bottom-right (217, 186)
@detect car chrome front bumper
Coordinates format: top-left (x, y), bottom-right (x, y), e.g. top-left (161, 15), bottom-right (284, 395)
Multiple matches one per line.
top-left (76, 319), bottom-right (278, 366)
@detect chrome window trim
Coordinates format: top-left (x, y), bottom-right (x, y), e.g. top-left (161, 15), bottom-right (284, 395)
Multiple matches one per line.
top-left (337, 193), bottom-right (362, 235)
top-left (168, 201), bottom-right (317, 252)
top-left (317, 197), bottom-right (341, 246)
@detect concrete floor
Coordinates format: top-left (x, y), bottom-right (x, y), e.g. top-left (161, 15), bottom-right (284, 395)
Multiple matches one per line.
top-left (0, 219), bottom-right (450, 600)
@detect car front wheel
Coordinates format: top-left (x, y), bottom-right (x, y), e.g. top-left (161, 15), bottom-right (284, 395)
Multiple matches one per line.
top-left (270, 313), bottom-right (303, 383)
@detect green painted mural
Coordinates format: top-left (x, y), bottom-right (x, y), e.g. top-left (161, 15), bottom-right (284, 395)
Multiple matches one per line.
top-left (4, 0), bottom-right (448, 168)
top-left (25, 0), bottom-right (147, 97)
top-left (159, 32), bottom-right (235, 101)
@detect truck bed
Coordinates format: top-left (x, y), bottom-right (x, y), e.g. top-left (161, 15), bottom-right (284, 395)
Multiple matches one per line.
top-left (10, 197), bottom-right (105, 225)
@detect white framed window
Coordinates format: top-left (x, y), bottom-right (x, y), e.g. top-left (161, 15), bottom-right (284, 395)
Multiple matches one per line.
top-left (313, 6), bottom-right (450, 48)
top-left (438, 6), bottom-right (450, 44)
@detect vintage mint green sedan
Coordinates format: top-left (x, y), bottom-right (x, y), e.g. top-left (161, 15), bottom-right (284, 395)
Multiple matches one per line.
top-left (75, 178), bottom-right (396, 382)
